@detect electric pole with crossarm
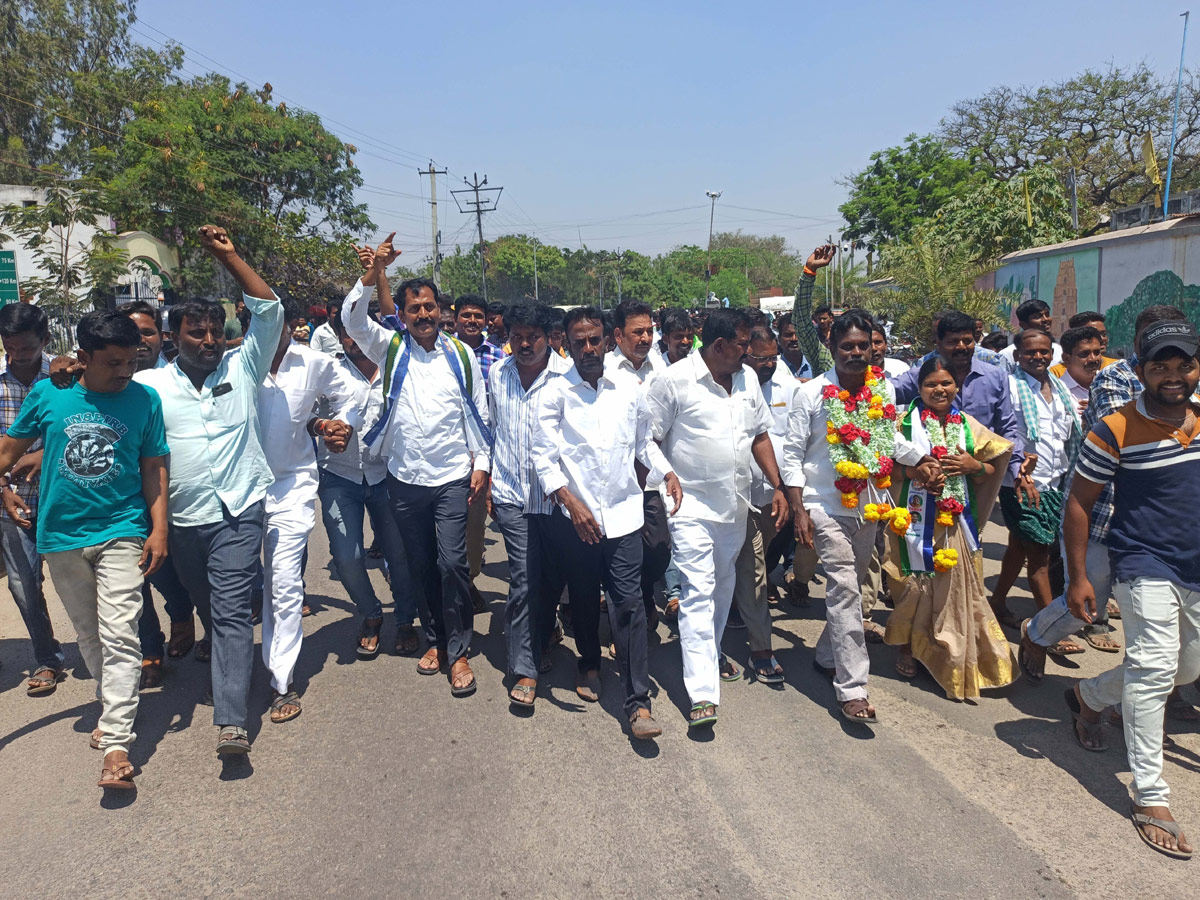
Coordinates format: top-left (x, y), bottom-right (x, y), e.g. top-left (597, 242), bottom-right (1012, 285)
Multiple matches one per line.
top-left (418, 162), bottom-right (447, 288)
top-left (451, 172), bottom-right (503, 301)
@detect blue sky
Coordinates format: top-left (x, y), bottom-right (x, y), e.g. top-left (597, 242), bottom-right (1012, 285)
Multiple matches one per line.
top-left (137, 1), bottom-right (1194, 262)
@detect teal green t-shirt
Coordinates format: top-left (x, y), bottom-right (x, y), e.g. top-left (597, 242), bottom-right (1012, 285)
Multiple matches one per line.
top-left (8, 380), bottom-right (170, 554)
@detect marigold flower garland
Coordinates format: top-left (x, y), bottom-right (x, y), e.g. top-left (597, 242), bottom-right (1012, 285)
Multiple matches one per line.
top-left (822, 366), bottom-right (897, 509)
top-left (919, 408), bottom-right (969, 572)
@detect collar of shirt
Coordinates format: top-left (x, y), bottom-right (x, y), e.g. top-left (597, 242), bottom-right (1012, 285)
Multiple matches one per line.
top-left (490, 352), bottom-right (572, 512)
top-left (319, 355), bottom-right (389, 485)
top-left (0, 354), bottom-right (51, 518)
top-left (605, 344), bottom-right (663, 385)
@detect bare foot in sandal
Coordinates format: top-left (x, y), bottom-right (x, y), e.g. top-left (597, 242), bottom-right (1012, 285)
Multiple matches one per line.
top-left (1132, 804), bottom-right (1193, 858)
top-left (895, 648), bottom-right (917, 678)
top-left (509, 677), bottom-right (536, 708)
top-left (98, 750), bottom-right (135, 790)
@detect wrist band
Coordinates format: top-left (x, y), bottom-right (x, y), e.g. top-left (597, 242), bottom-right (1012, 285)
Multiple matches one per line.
top-left (803, 266), bottom-right (816, 277)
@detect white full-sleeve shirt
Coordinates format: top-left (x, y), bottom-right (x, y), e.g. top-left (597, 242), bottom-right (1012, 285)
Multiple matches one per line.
top-left (644, 350), bottom-right (773, 524)
top-left (340, 279), bottom-right (490, 486)
top-left (257, 343), bottom-right (356, 510)
top-left (532, 365), bottom-right (670, 540)
top-left (783, 369), bottom-right (927, 518)
top-left (750, 363), bottom-right (799, 508)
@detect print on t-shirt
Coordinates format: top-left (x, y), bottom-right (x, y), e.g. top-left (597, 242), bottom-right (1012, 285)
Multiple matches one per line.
top-left (61, 411), bottom-right (128, 486)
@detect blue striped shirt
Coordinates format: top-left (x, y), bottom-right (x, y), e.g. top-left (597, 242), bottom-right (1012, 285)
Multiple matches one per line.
top-left (488, 351), bottom-right (572, 513)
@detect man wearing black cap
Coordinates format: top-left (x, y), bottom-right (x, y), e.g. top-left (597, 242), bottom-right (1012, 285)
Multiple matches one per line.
top-left (1062, 317), bottom-right (1200, 858)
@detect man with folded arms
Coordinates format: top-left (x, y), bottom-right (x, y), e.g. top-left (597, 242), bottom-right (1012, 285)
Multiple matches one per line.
top-left (532, 307), bottom-right (680, 739)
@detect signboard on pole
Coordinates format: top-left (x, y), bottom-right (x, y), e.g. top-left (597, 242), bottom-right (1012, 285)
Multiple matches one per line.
top-left (0, 250), bottom-right (19, 306)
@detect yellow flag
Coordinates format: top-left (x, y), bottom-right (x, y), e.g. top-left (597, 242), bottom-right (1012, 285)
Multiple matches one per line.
top-left (1023, 175), bottom-right (1033, 227)
top-left (1143, 132), bottom-right (1163, 206)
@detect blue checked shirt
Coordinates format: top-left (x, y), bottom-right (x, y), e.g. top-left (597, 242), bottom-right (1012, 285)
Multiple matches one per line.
top-left (1082, 358), bottom-right (1141, 545)
top-left (0, 354), bottom-right (52, 521)
top-left (488, 351), bottom-right (572, 513)
top-left (472, 339), bottom-right (506, 394)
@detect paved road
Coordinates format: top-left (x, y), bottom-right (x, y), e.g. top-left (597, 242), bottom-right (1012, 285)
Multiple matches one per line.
top-left (1, 515), bottom-right (1197, 898)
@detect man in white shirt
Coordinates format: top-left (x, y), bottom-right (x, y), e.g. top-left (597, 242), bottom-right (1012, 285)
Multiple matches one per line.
top-left (1057, 324), bottom-right (1105, 413)
top-left (783, 311), bottom-right (937, 725)
top-left (532, 307), bottom-right (680, 739)
top-left (342, 235), bottom-right (490, 698)
top-left (315, 316), bottom-right (417, 661)
top-left (308, 299), bottom-right (343, 355)
top-left (1000, 299), bottom-right (1063, 371)
top-left (255, 297), bottom-right (355, 723)
top-left (730, 324), bottom-right (796, 684)
top-left (869, 323), bottom-right (910, 380)
top-left (488, 304), bottom-right (572, 710)
top-left (137, 225), bottom-right (283, 756)
top-left (646, 309), bottom-right (789, 728)
top-left (989, 329), bottom-right (1082, 648)
top-left (606, 300), bottom-right (671, 627)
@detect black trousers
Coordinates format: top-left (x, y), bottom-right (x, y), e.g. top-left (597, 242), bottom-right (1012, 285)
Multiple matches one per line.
top-left (640, 491), bottom-right (671, 615)
top-left (386, 475), bottom-right (473, 661)
top-left (532, 508), bottom-right (651, 718)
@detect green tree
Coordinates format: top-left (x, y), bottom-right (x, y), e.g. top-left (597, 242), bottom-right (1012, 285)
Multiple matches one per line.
top-left (107, 74), bottom-right (372, 293)
top-left (0, 0), bottom-right (182, 181)
top-left (869, 228), bottom-right (1009, 353)
top-left (0, 154), bottom-right (128, 350)
top-left (838, 133), bottom-right (981, 249)
top-left (941, 63), bottom-right (1200, 235)
top-left (710, 231), bottom-right (802, 293)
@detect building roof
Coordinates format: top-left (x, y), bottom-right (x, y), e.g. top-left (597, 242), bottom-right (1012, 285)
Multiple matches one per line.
top-left (1000, 214), bottom-right (1200, 263)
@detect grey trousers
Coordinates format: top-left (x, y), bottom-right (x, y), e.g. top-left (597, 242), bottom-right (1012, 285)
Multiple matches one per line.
top-left (810, 506), bottom-right (878, 702)
top-left (733, 505), bottom-right (774, 654)
top-left (170, 502), bottom-right (265, 729)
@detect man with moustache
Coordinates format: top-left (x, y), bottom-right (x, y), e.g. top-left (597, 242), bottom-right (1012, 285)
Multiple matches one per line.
top-left (784, 311), bottom-right (940, 725)
top-left (775, 315), bottom-right (813, 380)
top-left (532, 307), bottom-right (679, 738)
top-left (454, 293), bottom-right (505, 612)
top-left (1051, 311), bottom-right (1118, 378)
top-left (731, 324), bottom-right (796, 683)
top-left (646, 309), bottom-right (789, 727)
top-left (869, 323), bottom-right (910, 380)
top-left (135, 225), bottom-right (283, 755)
top-left (343, 234), bottom-right (490, 698)
top-left (606, 300), bottom-right (670, 627)
top-left (1057, 325), bottom-right (1106, 413)
top-left (488, 304), bottom-right (572, 710)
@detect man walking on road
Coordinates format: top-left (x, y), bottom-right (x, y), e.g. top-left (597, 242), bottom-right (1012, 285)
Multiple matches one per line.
top-left (532, 307), bottom-right (679, 739)
top-left (647, 309), bottom-right (788, 727)
top-left (342, 234), bottom-right (490, 698)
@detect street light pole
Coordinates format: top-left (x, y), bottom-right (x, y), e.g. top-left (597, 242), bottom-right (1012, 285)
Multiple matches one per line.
top-left (705, 189), bottom-right (722, 301)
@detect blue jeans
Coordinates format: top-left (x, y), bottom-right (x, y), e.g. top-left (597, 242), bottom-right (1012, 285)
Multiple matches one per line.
top-left (0, 516), bottom-right (63, 670)
top-left (664, 558), bottom-right (682, 601)
top-left (170, 503), bottom-right (264, 729)
top-left (137, 558), bottom-right (194, 659)
top-left (318, 469), bottom-right (415, 624)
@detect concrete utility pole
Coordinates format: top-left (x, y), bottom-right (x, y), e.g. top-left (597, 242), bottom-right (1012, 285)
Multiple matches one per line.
top-left (705, 190), bottom-right (722, 299)
top-left (451, 172), bottom-right (503, 300)
top-left (418, 162), bottom-right (448, 288)
top-left (532, 239), bottom-right (539, 302)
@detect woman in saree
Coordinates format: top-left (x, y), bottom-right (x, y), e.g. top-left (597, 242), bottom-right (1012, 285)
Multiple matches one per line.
top-left (882, 357), bottom-right (1017, 700)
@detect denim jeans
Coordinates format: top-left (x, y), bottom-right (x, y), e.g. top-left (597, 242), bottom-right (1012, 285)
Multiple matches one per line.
top-left (0, 516), bottom-right (63, 670)
top-left (136, 558), bottom-right (194, 659)
top-left (318, 469), bottom-right (415, 624)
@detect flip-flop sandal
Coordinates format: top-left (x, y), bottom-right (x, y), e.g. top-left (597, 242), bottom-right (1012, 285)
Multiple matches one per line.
top-left (450, 667), bottom-right (477, 698)
top-left (393, 625), bottom-right (420, 657)
top-left (216, 731), bottom-right (250, 755)
top-left (1049, 640), bottom-right (1086, 656)
top-left (752, 656), bottom-right (785, 684)
top-left (1065, 688), bottom-right (1108, 752)
top-left (841, 698), bottom-right (877, 724)
top-left (1106, 600), bottom-right (1121, 620)
top-left (688, 702), bottom-right (718, 728)
top-left (664, 597), bottom-right (680, 619)
top-left (270, 691), bottom-right (302, 723)
top-left (509, 683), bottom-right (536, 709)
top-left (1131, 809), bottom-right (1193, 859)
top-left (1018, 619), bottom-right (1046, 682)
top-left (894, 657), bottom-right (917, 679)
top-left (1083, 631), bottom-right (1121, 652)
top-left (357, 618), bottom-right (383, 659)
top-left (416, 649), bottom-right (446, 676)
top-left (194, 638), bottom-right (211, 663)
top-left (90, 728), bottom-right (104, 750)
top-left (97, 759), bottom-right (136, 790)
top-left (719, 655), bottom-right (742, 683)
top-left (167, 622), bottom-right (195, 658)
top-left (26, 666), bottom-right (64, 696)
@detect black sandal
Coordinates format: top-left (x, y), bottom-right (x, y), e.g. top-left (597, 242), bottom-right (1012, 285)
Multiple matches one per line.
top-left (216, 730), bottom-right (250, 754)
top-left (357, 617), bottom-right (383, 659)
top-left (26, 665), bottom-right (64, 696)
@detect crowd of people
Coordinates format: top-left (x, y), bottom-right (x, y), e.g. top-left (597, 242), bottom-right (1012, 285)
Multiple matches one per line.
top-left (1, 226), bottom-right (1197, 860)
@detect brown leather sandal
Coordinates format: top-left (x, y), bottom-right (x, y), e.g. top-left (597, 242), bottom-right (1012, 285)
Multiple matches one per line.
top-left (416, 647), bottom-right (446, 675)
top-left (449, 657), bottom-right (476, 697)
